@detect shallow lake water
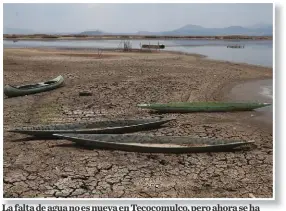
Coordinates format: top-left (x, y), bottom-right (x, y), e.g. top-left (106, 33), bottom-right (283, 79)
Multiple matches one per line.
top-left (4, 39), bottom-right (273, 67)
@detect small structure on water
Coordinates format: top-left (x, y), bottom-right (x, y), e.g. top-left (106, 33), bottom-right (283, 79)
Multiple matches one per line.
top-left (141, 44), bottom-right (165, 49)
top-left (227, 45), bottom-right (245, 48)
top-left (141, 42), bottom-right (165, 50)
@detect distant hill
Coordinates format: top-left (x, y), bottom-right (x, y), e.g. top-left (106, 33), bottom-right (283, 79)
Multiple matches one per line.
top-left (78, 30), bottom-right (105, 35)
top-left (137, 31), bottom-right (156, 35)
top-left (79, 30), bottom-right (135, 36)
top-left (4, 23), bottom-right (273, 36)
top-left (63, 23), bottom-right (273, 36)
top-left (158, 24), bottom-right (273, 36)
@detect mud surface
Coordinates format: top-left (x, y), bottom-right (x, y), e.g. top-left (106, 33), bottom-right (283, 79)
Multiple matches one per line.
top-left (3, 48), bottom-right (273, 198)
top-left (226, 79), bottom-right (273, 128)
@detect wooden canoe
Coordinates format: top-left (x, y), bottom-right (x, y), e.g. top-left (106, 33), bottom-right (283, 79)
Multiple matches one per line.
top-left (137, 102), bottom-right (271, 113)
top-left (4, 75), bottom-right (64, 97)
top-left (53, 133), bottom-right (255, 153)
top-left (8, 118), bottom-right (175, 138)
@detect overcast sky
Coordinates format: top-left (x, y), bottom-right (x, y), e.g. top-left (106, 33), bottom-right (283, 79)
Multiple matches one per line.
top-left (3, 3), bottom-right (273, 33)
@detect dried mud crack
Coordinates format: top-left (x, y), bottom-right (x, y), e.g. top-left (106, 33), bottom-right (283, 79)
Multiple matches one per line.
top-left (3, 48), bottom-right (273, 198)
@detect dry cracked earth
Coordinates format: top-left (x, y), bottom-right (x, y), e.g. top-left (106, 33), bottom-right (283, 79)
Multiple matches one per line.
top-left (3, 48), bottom-right (273, 198)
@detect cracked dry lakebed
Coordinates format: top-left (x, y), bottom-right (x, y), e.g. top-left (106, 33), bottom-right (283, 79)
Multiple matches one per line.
top-left (3, 48), bottom-right (273, 198)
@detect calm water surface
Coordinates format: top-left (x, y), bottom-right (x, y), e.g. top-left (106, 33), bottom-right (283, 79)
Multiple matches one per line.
top-left (4, 39), bottom-right (273, 67)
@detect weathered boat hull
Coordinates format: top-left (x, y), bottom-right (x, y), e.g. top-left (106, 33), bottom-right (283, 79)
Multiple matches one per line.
top-left (53, 133), bottom-right (255, 153)
top-left (8, 118), bottom-right (174, 138)
top-left (137, 102), bottom-right (271, 113)
top-left (4, 75), bottom-right (64, 97)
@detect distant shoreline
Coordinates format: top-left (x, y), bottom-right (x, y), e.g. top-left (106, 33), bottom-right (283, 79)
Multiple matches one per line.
top-left (3, 34), bottom-right (273, 41)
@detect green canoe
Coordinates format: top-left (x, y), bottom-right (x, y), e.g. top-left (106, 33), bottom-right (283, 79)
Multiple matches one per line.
top-left (8, 118), bottom-right (174, 138)
top-left (137, 102), bottom-right (271, 113)
top-left (53, 133), bottom-right (255, 153)
top-left (4, 75), bottom-right (64, 97)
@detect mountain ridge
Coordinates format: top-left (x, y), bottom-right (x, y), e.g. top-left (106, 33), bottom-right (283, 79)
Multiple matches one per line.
top-left (4, 23), bottom-right (273, 36)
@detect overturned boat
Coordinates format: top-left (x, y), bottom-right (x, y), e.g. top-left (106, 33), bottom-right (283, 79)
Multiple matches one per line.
top-left (4, 75), bottom-right (64, 97)
top-left (53, 133), bottom-right (255, 153)
top-left (8, 118), bottom-right (174, 138)
top-left (137, 102), bottom-right (271, 113)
